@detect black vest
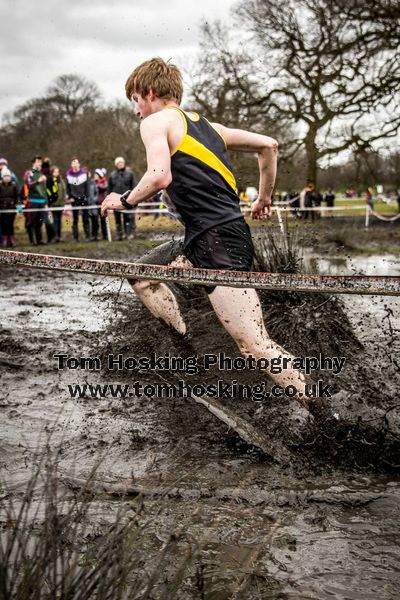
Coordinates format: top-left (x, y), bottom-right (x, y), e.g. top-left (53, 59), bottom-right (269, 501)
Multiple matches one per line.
top-left (165, 107), bottom-right (242, 246)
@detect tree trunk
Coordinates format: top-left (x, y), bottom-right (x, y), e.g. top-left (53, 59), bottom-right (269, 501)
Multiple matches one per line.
top-left (305, 129), bottom-right (318, 187)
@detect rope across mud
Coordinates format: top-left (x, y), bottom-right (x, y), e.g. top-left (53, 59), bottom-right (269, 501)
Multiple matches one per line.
top-left (1, 249), bottom-right (400, 295)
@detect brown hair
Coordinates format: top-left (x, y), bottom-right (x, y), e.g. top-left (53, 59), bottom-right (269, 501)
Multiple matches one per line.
top-left (50, 165), bottom-right (61, 181)
top-left (125, 57), bottom-right (183, 104)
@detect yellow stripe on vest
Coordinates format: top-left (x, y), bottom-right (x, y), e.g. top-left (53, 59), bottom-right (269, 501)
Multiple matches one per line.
top-left (175, 134), bottom-right (236, 192)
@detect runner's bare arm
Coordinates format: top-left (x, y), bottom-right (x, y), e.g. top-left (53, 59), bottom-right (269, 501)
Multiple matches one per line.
top-left (101, 115), bottom-right (172, 216)
top-left (210, 123), bottom-right (278, 219)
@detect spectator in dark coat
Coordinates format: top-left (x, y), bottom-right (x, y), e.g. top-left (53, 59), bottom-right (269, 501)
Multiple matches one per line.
top-left (94, 168), bottom-right (108, 240)
top-left (0, 168), bottom-right (19, 247)
top-left (303, 184), bottom-right (314, 220)
top-left (46, 166), bottom-right (66, 241)
top-left (324, 188), bottom-right (335, 218)
top-left (66, 158), bottom-right (90, 241)
top-left (87, 171), bottom-right (99, 241)
top-left (108, 157), bottom-right (136, 240)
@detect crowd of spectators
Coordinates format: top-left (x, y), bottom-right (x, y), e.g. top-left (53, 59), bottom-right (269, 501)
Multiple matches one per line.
top-left (1, 155), bottom-right (398, 248)
top-left (0, 155), bottom-right (138, 247)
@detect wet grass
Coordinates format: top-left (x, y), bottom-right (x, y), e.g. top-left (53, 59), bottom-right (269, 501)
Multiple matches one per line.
top-left (282, 218), bottom-right (400, 255)
top-left (0, 448), bottom-right (208, 600)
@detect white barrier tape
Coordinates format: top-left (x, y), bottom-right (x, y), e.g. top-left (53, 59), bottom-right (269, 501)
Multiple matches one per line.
top-left (274, 195), bottom-right (300, 206)
top-left (0, 205), bottom-right (172, 215)
top-left (0, 203), bottom-right (382, 217)
top-left (370, 209), bottom-right (400, 222)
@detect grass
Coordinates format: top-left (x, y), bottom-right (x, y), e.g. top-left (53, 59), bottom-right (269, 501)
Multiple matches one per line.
top-left (0, 447), bottom-right (206, 600)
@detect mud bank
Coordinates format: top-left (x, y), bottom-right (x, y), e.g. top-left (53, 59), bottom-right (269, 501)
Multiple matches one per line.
top-left (1, 253), bottom-right (400, 599)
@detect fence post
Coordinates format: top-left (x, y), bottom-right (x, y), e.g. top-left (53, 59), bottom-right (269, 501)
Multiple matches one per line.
top-left (365, 205), bottom-right (370, 229)
top-left (105, 216), bottom-right (112, 242)
top-left (276, 208), bottom-right (285, 233)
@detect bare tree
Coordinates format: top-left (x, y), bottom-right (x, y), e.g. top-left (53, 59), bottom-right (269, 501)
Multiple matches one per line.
top-left (334, 0), bottom-right (400, 45)
top-left (46, 74), bottom-right (101, 119)
top-left (188, 22), bottom-right (262, 129)
top-left (236, 0), bottom-right (400, 185)
top-left (188, 21), bottom-right (295, 189)
top-left (0, 78), bottom-right (145, 179)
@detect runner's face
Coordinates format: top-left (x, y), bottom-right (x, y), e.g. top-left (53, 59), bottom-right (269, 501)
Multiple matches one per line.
top-left (131, 93), bottom-right (152, 119)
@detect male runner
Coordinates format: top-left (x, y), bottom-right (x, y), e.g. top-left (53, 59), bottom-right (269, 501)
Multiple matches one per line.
top-left (101, 57), bottom-right (310, 407)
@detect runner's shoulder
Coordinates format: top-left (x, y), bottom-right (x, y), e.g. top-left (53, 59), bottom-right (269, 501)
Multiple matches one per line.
top-left (140, 109), bottom-right (181, 132)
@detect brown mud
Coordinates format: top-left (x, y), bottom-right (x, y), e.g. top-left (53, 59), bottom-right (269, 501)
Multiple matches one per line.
top-left (1, 248), bottom-right (400, 599)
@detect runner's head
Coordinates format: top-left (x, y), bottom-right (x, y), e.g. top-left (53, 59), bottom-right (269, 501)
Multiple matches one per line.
top-left (125, 57), bottom-right (183, 119)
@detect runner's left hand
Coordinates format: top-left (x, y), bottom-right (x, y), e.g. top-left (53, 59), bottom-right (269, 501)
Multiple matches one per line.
top-left (101, 193), bottom-right (123, 216)
top-left (251, 198), bottom-right (272, 220)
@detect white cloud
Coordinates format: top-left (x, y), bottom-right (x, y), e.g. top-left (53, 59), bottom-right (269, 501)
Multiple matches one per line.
top-left (1, 0), bottom-right (237, 119)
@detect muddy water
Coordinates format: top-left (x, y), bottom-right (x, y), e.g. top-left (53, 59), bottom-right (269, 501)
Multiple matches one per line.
top-left (0, 254), bottom-right (400, 599)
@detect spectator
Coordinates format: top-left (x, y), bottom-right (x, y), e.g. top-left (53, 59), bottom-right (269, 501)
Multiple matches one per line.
top-left (20, 181), bottom-right (34, 243)
top-left (88, 170), bottom-right (99, 241)
top-left (39, 158), bottom-right (56, 243)
top-left (0, 168), bottom-right (19, 247)
top-left (24, 156), bottom-right (48, 245)
top-left (312, 188), bottom-right (323, 220)
top-left (46, 166), bottom-right (66, 242)
top-left (366, 187), bottom-right (374, 210)
top-left (66, 158), bottom-right (90, 242)
top-left (42, 157), bottom-right (52, 177)
top-left (93, 168), bottom-right (108, 240)
top-left (303, 184), bottom-right (314, 220)
top-left (0, 158), bottom-right (20, 190)
top-left (108, 157), bottom-right (136, 240)
top-left (324, 188), bottom-right (335, 218)
top-left (287, 191), bottom-right (300, 218)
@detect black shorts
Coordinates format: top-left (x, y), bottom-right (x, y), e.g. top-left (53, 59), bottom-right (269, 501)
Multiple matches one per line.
top-left (135, 218), bottom-right (254, 294)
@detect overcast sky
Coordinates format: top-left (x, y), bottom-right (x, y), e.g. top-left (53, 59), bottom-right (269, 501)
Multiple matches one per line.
top-left (1, 0), bottom-right (237, 120)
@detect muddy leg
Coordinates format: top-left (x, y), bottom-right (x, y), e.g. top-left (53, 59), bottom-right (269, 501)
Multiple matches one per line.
top-left (208, 286), bottom-right (310, 407)
top-left (128, 278), bottom-right (186, 335)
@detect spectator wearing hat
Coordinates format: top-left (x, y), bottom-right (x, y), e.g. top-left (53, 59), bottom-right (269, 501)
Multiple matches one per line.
top-left (108, 157), bottom-right (136, 240)
top-left (0, 158), bottom-right (20, 191)
top-left (94, 168), bottom-right (108, 240)
top-left (0, 168), bottom-right (19, 247)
